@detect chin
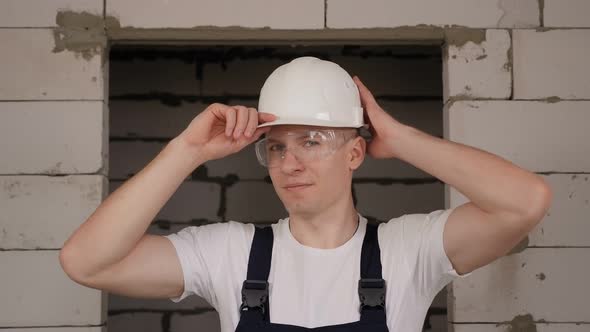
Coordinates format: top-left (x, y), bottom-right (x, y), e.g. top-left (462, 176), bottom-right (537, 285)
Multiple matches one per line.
top-left (282, 198), bottom-right (311, 213)
top-left (286, 205), bottom-right (319, 217)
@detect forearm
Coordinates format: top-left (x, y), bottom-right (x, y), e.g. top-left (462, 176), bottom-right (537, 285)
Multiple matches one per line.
top-left (390, 123), bottom-right (550, 218)
top-left (60, 137), bottom-right (206, 278)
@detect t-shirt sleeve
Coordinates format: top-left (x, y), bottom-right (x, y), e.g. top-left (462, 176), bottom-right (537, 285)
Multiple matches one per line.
top-left (163, 222), bottom-right (233, 306)
top-left (400, 207), bottom-right (473, 299)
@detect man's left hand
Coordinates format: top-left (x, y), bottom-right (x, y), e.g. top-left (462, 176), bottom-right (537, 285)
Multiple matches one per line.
top-left (352, 75), bottom-right (406, 160)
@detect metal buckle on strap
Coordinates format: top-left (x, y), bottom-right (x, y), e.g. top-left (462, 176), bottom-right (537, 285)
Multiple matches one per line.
top-left (239, 280), bottom-right (269, 315)
top-left (358, 278), bottom-right (386, 310)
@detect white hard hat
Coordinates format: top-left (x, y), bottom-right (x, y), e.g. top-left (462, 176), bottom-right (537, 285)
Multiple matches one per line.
top-left (256, 56), bottom-right (365, 128)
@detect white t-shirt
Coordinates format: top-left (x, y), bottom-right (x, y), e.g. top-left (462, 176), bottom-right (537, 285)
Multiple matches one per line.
top-left (164, 208), bottom-right (472, 332)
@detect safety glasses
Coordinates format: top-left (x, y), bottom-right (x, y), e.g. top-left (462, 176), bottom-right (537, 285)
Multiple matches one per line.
top-left (254, 128), bottom-right (357, 168)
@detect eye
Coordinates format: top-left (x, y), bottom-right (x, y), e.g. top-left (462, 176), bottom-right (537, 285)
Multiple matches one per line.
top-left (268, 144), bottom-right (285, 152)
top-left (303, 140), bottom-right (320, 148)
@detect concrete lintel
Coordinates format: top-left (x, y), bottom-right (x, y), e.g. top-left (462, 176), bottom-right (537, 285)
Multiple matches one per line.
top-left (107, 27), bottom-right (445, 46)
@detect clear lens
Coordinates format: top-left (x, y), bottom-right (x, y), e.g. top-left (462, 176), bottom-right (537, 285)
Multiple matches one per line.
top-left (254, 129), bottom-right (355, 168)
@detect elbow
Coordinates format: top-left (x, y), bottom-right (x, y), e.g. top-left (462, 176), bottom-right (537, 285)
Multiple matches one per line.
top-left (59, 246), bottom-right (79, 281)
top-left (59, 246), bottom-right (92, 286)
top-left (522, 181), bottom-right (553, 225)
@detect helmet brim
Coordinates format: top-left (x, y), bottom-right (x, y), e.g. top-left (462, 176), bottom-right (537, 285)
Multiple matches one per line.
top-left (257, 117), bottom-right (365, 129)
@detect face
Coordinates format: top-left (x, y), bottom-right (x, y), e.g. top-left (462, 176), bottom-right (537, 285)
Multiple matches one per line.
top-left (262, 125), bottom-right (365, 217)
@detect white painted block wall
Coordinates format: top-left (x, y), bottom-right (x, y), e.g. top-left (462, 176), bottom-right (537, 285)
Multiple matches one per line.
top-left (0, 1), bottom-right (108, 331)
top-left (0, 0), bottom-right (587, 331)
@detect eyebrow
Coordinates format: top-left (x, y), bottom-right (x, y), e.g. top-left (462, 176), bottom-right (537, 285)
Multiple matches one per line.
top-left (266, 138), bottom-right (283, 144)
top-left (267, 133), bottom-right (312, 144)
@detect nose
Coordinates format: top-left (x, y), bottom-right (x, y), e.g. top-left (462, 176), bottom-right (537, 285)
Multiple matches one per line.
top-left (279, 149), bottom-right (304, 174)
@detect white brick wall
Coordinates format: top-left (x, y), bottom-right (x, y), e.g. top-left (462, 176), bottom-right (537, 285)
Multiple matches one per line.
top-left (443, 29), bottom-right (511, 101)
top-left (0, 175), bottom-right (106, 249)
top-left (327, 0), bottom-right (539, 28)
top-left (107, 0), bottom-right (324, 29)
top-left (0, 1), bottom-right (108, 330)
top-left (1, 1), bottom-right (587, 331)
top-left (444, 101), bottom-right (590, 171)
top-left (513, 29), bottom-right (590, 99)
top-left (0, 251), bottom-right (105, 326)
top-left (449, 249), bottom-right (588, 322)
top-left (544, 0), bottom-right (590, 28)
top-left (0, 29), bottom-right (104, 100)
top-left (0, 0), bottom-right (102, 28)
top-left (0, 101), bottom-right (106, 174)
top-left (527, 174), bottom-right (590, 247)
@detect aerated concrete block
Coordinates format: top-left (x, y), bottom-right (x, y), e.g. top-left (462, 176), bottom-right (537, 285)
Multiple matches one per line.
top-left (0, 0), bottom-right (102, 27)
top-left (544, 0), bottom-right (590, 28)
top-left (327, 0), bottom-right (539, 28)
top-left (0, 251), bottom-right (105, 326)
top-left (0, 29), bottom-right (104, 100)
top-left (0, 175), bottom-right (106, 249)
top-left (443, 29), bottom-right (511, 101)
top-left (0, 101), bottom-right (106, 174)
top-left (513, 29), bottom-right (590, 99)
top-left (107, 0), bottom-right (324, 29)
top-left (444, 101), bottom-right (590, 172)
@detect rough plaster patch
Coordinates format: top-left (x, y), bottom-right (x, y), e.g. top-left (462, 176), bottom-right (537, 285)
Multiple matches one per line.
top-left (543, 96), bottom-right (561, 103)
top-left (53, 11), bottom-right (120, 61)
top-left (444, 28), bottom-right (487, 48)
top-left (534, 27), bottom-right (551, 32)
top-left (504, 38), bottom-right (513, 76)
top-left (507, 314), bottom-right (538, 332)
top-left (444, 29), bottom-right (511, 100)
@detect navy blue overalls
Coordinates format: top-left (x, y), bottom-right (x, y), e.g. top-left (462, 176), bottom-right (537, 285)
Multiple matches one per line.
top-left (235, 217), bottom-right (389, 331)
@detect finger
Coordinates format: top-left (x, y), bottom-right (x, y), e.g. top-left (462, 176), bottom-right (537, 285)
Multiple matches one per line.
top-left (224, 106), bottom-right (236, 137)
top-left (233, 105), bottom-right (249, 139)
top-left (258, 112), bottom-right (277, 123)
top-left (234, 126), bottom-right (269, 150)
top-left (352, 76), bottom-right (378, 109)
top-left (244, 108), bottom-right (258, 138)
top-left (248, 127), bottom-right (271, 144)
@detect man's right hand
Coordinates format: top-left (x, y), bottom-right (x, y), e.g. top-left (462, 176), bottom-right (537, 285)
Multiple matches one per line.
top-left (177, 103), bottom-right (276, 162)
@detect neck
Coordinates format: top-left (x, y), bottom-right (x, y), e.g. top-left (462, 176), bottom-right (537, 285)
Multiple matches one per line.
top-left (288, 194), bottom-right (359, 249)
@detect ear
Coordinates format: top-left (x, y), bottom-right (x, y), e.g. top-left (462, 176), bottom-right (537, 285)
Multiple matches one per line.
top-left (348, 136), bottom-right (366, 171)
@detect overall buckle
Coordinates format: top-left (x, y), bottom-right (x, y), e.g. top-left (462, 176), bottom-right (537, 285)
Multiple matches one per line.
top-left (239, 280), bottom-right (269, 315)
top-left (358, 278), bottom-right (386, 310)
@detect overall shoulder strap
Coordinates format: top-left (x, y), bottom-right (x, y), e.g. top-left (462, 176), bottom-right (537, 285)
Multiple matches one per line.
top-left (239, 225), bottom-right (273, 321)
top-left (359, 217), bottom-right (387, 323)
top-left (360, 218), bottom-right (383, 280)
top-left (247, 225), bottom-right (274, 281)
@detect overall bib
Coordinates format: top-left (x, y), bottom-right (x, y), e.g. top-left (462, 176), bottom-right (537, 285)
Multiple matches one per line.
top-left (235, 218), bottom-right (389, 332)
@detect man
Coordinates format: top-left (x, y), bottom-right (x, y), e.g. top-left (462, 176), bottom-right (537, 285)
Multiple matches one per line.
top-left (59, 57), bottom-right (552, 332)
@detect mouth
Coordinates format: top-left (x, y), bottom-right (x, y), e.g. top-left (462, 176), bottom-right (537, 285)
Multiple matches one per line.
top-left (283, 184), bottom-right (313, 192)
